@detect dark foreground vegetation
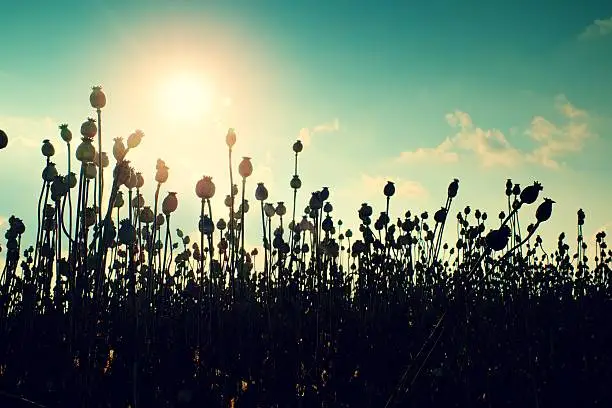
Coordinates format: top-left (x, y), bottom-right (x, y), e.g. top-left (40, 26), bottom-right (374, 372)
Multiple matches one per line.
top-left (1, 88), bottom-right (611, 407)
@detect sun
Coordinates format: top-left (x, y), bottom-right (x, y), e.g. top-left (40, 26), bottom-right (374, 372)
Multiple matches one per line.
top-left (159, 73), bottom-right (214, 122)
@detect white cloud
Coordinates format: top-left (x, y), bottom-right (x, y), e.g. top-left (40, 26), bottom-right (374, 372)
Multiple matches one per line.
top-left (0, 115), bottom-right (57, 150)
top-left (525, 95), bottom-right (592, 169)
top-left (361, 174), bottom-right (428, 199)
top-left (397, 95), bottom-right (593, 170)
top-left (299, 118), bottom-right (340, 147)
top-left (445, 111), bottom-right (523, 167)
top-left (579, 16), bottom-right (612, 40)
top-left (397, 138), bottom-right (459, 164)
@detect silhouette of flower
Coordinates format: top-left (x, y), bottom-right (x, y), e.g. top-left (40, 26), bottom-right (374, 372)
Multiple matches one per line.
top-left (42, 162), bottom-right (58, 182)
top-left (199, 215), bottom-right (214, 235)
top-left (0, 129), bottom-right (7, 149)
top-left (155, 159), bottom-right (169, 184)
top-left (217, 219), bottom-right (227, 231)
top-left (113, 138), bottom-right (126, 162)
top-left (113, 160), bottom-right (131, 185)
top-left (320, 187), bottom-right (330, 201)
top-left (448, 178), bottom-right (459, 198)
top-left (239, 157), bottom-right (253, 178)
top-left (276, 202), bottom-right (287, 217)
top-left (118, 219), bottom-right (136, 245)
top-left (520, 181), bottom-right (543, 205)
top-left (140, 206), bottom-right (154, 224)
top-left (114, 191), bottom-right (125, 208)
top-left (80, 118), bottom-right (97, 139)
top-left (290, 175), bottom-right (302, 190)
top-left (226, 128), bottom-right (237, 148)
top-left (196, 176), bottom-right (216, 200)
top-left (384, 181), bottom-right (395, 198)
top-left (136, 172), bottom-right (144, 189)
top-left (40, 139), bottom-right (55, 157)
top-left (536, 198), bottom-right (555, 223)
top-left (434, 207), bottom-right (447, 224)
top-left (76, 137), bottom-right (96, 163)
top-left (578, 208), bottom-right (585, 226)
top-left (486, 225), bottom-right (510, 251)
top-left (90, 86), bottom-right (106, 109)
top-left (162, 192), bottom-right (178, 215)
top-left (59, 124), bottom-right (72, 144)
top-left (255, 182), bottom-right (268, 201)
top-left (293, 140), bottom-right (303, 153)
top-left (127, 130), bottom-right (144, 149)
top-left (264, 203), bottom-right (276, 218)
top-left (84, 162), bottom-right (97, 180)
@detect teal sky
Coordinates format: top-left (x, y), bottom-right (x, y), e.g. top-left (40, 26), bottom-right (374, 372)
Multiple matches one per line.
top-left (1, 0), bottom-right (612, 263)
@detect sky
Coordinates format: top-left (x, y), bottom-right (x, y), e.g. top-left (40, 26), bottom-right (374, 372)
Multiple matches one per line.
top-left (1, 0), bottom-right (612, 266)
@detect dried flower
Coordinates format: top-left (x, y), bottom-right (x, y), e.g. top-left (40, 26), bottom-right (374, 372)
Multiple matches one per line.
top-left (0, 129), bottom-right (7, 149)
top-left (196, 176), bottom-right (215, 200)
top-left (276, 202), bottom-right (287, 217)
top-left (42, 162), bottom-right (58, 182)
top-left (199, 215), bottom-right (214, 235)
top-left (113, 138), bottom-right (126, 162)
top-left (293, 140), bottom-right (303, 153)
top-left (383, 181), bottom-right (395, 198)
top-left (309, 192), bottom-right (323, 211)
top-left (290, 175), bottom-right (302, 190)
top-left (448, 178), bottom-right (459, 198)
top-left (58, 124), bottom-right (72, 144)
top-left (226, 128), bottom-right (237, 148)
top-left (40, 139), bottom-right (55, 158)
top-left (520, 181), bottom-right (543, 205)
top-left (127, 130), bottom-right (144, 149)
top-left (84, 162), bottom-right (97, 180)
top-left (136, 172), bottom-right (144, 189)
top-left (132, 193), bottom-right (144, 209)
top-left (113, 161), bottom-right (131, 185)
top-left (217, 219), bottom-right (227, 231)
top-left (118, 219), bottom-right (136, 245)
top-left (486, 225), bottom-right (510, 251)
top-left (80, 118), bottom-right (97, 139)
top-left (90, 86), bottom-right (106, 109)
top-left (76, 137), bottom-right (96, 163)
top-left (155, 159), bottom-right (169, 184)
top-left (140, 206), bottom-right (154, 224)
top-left (264, 203), bottom-right (276, 218)
top-left (255, 182), bottom-right (268, 201)
top-left (577, 209), bottom-right (585, 226)
top-left (239, 157), bottom-right (253, 179)
top-left (320, 187), bottom-right (330, 202)
top-left (239, 200), bottom-right (250, 214)
top-left (536, 198), bottom-right (555, 223)
top-left (125, 168), bottom-right (138, 189)
top-left (434, 207), bottom-right (447, 224)
top-left (162, 192), bottom-right (178, 215)
top-left (114, 191), bottom-right (125, 208)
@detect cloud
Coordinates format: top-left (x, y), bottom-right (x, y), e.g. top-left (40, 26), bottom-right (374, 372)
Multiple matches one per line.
top-left (525, 95), bottom-right (593, 169)
top-left (397, 138), bottom-right (459, 164)
top-left (579, 16), bottom-right (612, 40)
top-left (397, 95), bottom-right (593, 170)
top-left (444, 111), bottom-right (523, 167)
top-left (0, 115), bottom-right (57, 150)
top-left (361, 174), bottom-right (428, 199)
top-left (299, 118), bottom-right (340, 147)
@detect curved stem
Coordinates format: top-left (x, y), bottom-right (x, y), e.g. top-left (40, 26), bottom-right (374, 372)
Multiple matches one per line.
top-left (97, 108), bottom-right (103, 230)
